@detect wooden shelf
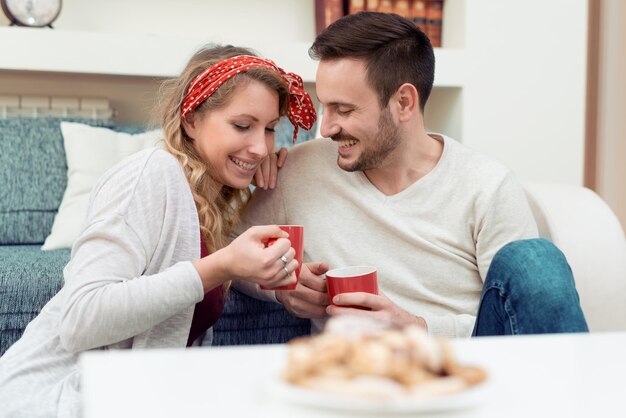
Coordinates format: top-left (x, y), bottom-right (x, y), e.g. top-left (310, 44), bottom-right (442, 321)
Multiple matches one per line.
top-left (0, 27), bottom-right (465, 86)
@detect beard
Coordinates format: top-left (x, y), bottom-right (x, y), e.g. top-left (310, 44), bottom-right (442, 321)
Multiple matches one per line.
top-left (334, 106), bottom-right (401, 172)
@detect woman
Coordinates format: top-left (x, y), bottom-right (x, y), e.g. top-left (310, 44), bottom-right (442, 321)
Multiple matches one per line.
top-left (0, 44), bottom-right (316, 418)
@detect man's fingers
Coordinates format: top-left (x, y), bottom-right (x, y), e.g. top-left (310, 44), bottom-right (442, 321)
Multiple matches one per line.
top-left (298, 303), bottom-right (327, 319)
top-left (289, 297), bottom-right (328, 318)
top-left (299, 268), bottom-right (328, 293)
top-left (297, 283), bottom-right (330, 306)
top-left (288, 279), bottom-right (329, 306)
top-left (330, 292), bottom-right (384, 310)
top-left (307, 262), bottom-right (330, 275)
top-left (277, 286), bottom-right (328, 319)
top-left (327, 304), bottom-right (375, 319)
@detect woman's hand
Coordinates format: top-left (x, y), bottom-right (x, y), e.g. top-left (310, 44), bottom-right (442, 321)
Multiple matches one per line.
top-left (254, 147), bottom-right (288, 190)
top-left (194, 225), bottom-right (298, 291)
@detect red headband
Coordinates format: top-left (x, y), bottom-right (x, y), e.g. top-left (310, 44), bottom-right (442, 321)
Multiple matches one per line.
top-left (181, 55), bottom-right (316, 143)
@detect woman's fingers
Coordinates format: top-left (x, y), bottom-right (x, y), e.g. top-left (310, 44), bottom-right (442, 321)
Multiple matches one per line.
top-left (255, 149), bottom-right (288, 190)
top-left (267, 152), bottom-right (279, 189)
top-left (276, 147), bottom-right (288, 168)
top-left (265, 258), bottom-right (299, 288)
top-left (253, 167), bottom-right (264, 189)
top-left (261, 154), bottom-right (271, 188)
top-left (253, 155), bottom-right (272, 189)
top-left (248, 225), bottom-right (288, 242)
top-left (267, 148), bottom-right (288, 189)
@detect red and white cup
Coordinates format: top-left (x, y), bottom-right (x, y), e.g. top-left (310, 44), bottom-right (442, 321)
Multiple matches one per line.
top-left (260, 225), bottom-right (303, 291)
top-left (326, 266), bottom-right (378, 310)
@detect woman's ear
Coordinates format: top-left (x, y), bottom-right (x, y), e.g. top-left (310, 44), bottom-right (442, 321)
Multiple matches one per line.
top-left (181, 114), bottom-right (197, 140)
top-left (395, 83), bottom-right (419, 123)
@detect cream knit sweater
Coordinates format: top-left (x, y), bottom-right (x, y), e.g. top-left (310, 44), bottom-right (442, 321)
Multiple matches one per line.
top-left (235, 135), bottom-right (538, 338)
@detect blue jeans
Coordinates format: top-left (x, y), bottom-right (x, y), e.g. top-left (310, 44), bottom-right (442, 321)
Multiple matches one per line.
top-left (472, 239), bottom-right (589, 336)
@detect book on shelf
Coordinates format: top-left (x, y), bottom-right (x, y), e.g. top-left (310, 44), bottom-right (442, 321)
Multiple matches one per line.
top-left (425, 0), bottom-right (444, 47)
top-left (315, 0), bottom-right (346, 35)
top-left (378, 0), bottom-right (394, 13)
top-left (410, 0), bottom-right (428, 30)
top-left (393, 0), bottom-right (411, 19)
top-left (320, 0), bottom-right (445, 48)
top-left (348, 0), bottom-right (366, 14)
top-left (365, 0), bottom-right (380, 11)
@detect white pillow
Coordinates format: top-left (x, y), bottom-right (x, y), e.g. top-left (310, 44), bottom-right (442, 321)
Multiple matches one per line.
top-left (41, 122), bottom-right (162, 250)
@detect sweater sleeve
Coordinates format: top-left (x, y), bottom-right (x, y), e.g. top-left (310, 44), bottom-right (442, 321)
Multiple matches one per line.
top-left (58, 151), bottom-right (204, 352)
top-left (423, 172), bottom-right (539, 338)
top-left (475, 172), bottom-right (539, 280)
top-left (59, 215), bottom-right (203, 352)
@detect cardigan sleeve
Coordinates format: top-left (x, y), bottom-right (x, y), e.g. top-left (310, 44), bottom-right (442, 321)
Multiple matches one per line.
top-left (58, 150), bottom-right (204, 353)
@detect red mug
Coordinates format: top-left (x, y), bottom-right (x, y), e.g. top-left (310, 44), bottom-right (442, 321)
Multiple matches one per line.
top-left (326, 266), bottom-right (378, 310)
top-left (260, 225), bottom-right (303, 290)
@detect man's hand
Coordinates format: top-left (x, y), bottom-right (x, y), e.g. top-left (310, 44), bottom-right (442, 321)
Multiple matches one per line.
top-left (327, 290), bottom-right (428, 330)
top-left (276, 262), bottom-right (330, 319)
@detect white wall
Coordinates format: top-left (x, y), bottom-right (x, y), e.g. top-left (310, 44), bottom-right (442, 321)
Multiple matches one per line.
top-left (0, 0), bottom-right (318, 124)
top-left (462, 0), bottom-right (588, 186)
top-left (1, 0), bottom-right (315, 42)
top-left (1, 0), bottom-right (590, 186)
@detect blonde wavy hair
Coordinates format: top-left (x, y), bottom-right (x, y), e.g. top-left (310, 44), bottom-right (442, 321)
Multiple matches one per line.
top-left (156, 45), bottom-right (290, 253)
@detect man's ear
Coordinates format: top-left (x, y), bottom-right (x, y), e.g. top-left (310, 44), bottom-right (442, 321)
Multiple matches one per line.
top-left (395, 83), bottom-right (419, 123)
top-left (181, 114), bottom-right (197, 140)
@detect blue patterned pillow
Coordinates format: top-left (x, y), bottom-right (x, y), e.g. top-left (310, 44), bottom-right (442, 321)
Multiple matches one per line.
top-left (0, 117), bottom-right (114, 244)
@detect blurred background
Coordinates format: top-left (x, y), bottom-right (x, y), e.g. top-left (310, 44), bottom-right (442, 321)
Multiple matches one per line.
top-left (0, 0), bottom-right (623, 232)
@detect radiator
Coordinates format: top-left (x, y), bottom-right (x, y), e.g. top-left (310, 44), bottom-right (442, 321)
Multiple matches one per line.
top-left (0, 95), bottom-right (114, 119)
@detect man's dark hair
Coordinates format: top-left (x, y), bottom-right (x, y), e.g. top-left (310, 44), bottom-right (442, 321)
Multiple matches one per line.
top-left (309, 11), bottom-right (435, 112)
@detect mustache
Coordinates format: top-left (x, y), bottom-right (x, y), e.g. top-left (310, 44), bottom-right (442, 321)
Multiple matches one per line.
top-left (330, 132), bottom-right (358, 142)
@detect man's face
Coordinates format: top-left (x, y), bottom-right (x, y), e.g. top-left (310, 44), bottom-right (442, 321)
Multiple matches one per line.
top-left (316, 58), bottom-right (401, 172)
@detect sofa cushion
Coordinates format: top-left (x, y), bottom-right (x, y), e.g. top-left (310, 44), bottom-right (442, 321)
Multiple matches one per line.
top-left (41, 122), bottom-right (161, 250)
top-left (0, 245), bottom-right (70, 355)
top-left (0, 117), bottom-right (114, 245)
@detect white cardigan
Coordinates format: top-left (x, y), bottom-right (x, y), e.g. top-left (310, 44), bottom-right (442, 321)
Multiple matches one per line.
top-left (0, 148), bottom-right (205, 418)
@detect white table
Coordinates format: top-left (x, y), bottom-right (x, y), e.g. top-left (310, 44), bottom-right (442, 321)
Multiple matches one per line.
top-left (81, 332), bottom-right (626, 418)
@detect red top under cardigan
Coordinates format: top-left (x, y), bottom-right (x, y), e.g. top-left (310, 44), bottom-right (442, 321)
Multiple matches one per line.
top-left (186, 234), bottom-right (225, 346)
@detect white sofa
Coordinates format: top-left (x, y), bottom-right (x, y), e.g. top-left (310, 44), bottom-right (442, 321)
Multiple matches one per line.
top-left (524, 183), bottom-right (626, 332)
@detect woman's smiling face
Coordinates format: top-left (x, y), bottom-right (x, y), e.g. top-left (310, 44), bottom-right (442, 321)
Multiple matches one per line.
top-left (184, 79), bottom-right (280, 190)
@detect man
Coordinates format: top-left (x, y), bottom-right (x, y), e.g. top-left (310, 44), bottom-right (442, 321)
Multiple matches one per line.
top-left (235, 11), bottom-right (587, 337)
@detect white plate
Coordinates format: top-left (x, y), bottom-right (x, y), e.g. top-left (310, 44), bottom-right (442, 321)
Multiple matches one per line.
top-left (265, 375), bottom-right (492, 414)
